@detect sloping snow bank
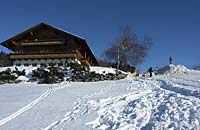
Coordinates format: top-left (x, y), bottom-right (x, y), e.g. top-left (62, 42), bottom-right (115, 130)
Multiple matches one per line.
top-left (89, 67), bottom-right (116, 74)
top-left (90, 66), bottom-right (127, 75)
top-left (0, 66), bottom-right (121, 74)
top-left (157, 64), bottom-right (189, 75)
top-left (86, 90), bottom-right (152, 130)
top-left (16, 76), bottom-right (29, 81)
top-left (0, 66), bottom-right (117, 75)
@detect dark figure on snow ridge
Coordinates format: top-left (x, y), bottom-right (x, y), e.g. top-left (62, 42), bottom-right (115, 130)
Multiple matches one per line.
top-left (169, 57), bottom-right (173, 64)
top-left (148, 67), bottom-right (153, 77)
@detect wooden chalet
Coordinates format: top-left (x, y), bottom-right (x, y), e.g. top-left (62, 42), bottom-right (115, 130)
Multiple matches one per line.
top-left (1, 23), bottom-right (98, 66)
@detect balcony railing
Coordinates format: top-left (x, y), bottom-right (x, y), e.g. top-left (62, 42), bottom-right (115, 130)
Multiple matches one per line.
top-left (10, 53), bottom-right (77, 59)
top-left (20, 40), bottom-right (64, 46)
top-left (10, 50), bottom-right (92, 66)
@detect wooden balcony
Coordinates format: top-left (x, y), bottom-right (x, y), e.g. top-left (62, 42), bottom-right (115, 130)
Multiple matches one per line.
top-left (20, 40), bottom-right (64, 46)
top-left (10, 53), bottom-right (77, 59)
top-left (10, 50), bottom-right (93, 66)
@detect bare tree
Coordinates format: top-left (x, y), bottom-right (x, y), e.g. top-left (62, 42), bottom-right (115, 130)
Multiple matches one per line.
top-left (104, 25), bottom-right (152, 69)
top-left (97, 59), bottom-right (111, 67)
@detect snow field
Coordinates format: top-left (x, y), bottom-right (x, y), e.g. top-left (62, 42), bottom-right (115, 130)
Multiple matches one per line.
top-left (0, 83), bottom-right (71, 129)
top-left (0, 65), bottom-right (200, 130)
top-left (86, 77), bottom-right (200, 130)
top-left (42, 80), bottom-right (116, 130)
top-left (0, 87), bottom-right (52, 126)
top-left (0, 83), bottom-right (48, 119)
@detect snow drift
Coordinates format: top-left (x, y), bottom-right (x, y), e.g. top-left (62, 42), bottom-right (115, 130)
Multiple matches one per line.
top-left (156, 64), bottom-right (189, 75)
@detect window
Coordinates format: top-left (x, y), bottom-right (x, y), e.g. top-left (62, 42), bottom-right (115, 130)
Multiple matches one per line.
top-left (24, 64), bottom-right (29, 66)
top-left (32, 63), bottom-right (37, 67)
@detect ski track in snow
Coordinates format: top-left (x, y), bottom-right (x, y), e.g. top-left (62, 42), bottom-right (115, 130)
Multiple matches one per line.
top-left (153, 74), bottom-right (200, 99)
top-left (159, 80), bottom-right (200, 99)
top-left (0, 87), bottom-right (52, 126)
top-left (42, 81), bottom-right (116, 130)
top-left (0, 84), bottom-right (70, 126)
top-left (86, 77), bottom-right (200, 130)
top-left (141, 79), bottom-right (200, 130)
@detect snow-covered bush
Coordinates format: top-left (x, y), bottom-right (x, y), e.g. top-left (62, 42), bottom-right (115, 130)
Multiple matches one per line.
top-left (0, 68), bottom-right (16, 83)
top-left (12, 67), bottom-right (26, 77)
top-left (0, 63), bottom-right (127, 84)
top-left (68, 62), bottom-right (89, 72)
top-left (31, 65), bottom-right (64, 84)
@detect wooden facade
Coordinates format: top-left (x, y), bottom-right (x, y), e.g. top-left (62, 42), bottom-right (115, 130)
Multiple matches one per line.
top-left (1, 23), bottom-right (98, 66)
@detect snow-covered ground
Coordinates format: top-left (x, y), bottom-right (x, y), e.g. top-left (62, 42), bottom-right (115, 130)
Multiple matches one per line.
top-left (0, 65), bottom-right (200, 130)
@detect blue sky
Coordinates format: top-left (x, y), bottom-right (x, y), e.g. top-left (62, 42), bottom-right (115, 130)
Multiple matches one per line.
top-left (0, 0), bottom-right (199, 71)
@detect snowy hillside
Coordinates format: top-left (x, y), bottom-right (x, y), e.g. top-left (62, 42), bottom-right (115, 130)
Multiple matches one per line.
top-left (0, 65), bottom-right (200, 130)
top-left (0, 66), bottom-right (117, 76)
